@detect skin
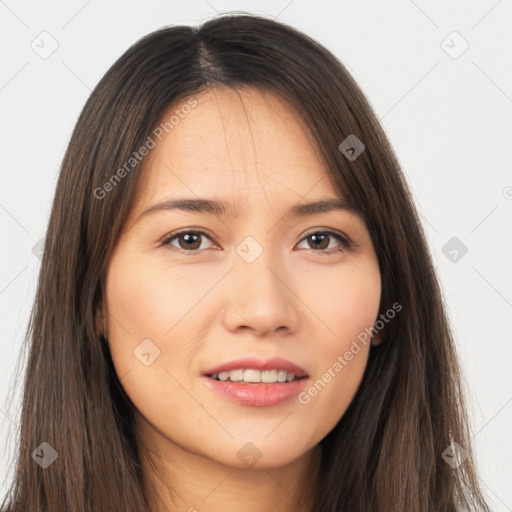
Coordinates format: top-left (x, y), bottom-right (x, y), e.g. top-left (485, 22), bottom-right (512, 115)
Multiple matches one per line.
top-left (102, 86), bottom-right (382, 512)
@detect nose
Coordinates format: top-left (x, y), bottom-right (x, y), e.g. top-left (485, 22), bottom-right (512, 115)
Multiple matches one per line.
top-left (221, 250), bottom-right (300, 337)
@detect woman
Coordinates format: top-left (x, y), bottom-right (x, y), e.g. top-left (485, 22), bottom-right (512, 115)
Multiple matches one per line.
top-left (1, 12), bottom-right (490, 512)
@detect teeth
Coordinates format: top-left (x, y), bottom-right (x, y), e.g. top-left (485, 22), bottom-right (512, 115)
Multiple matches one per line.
top-left (244, 369), bottom-right (261, 382)
top-left (261, 370), bottom-right (277, 383)
top-left (277, 370), bottom-right (288, 382)
top-left (211, 369), bottom-right (299, 383)
top-left (229, 369), bottom-right (244, 382)
top-left (218, 371), bottom-right (230, 381)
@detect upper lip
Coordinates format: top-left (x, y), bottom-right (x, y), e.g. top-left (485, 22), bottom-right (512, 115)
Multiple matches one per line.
top-left (202, 356), bottom-right (308, 378)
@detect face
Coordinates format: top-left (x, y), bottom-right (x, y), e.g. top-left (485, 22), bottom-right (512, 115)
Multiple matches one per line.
top-left (103, 86), bottom-right (381, 469)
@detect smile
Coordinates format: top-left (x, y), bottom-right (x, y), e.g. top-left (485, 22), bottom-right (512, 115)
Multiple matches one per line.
top-left (208, 368), bottom-right (302, 383)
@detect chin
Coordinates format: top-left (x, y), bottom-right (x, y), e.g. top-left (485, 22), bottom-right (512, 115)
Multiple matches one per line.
top-left (206, 435), bottom-right (315, 470)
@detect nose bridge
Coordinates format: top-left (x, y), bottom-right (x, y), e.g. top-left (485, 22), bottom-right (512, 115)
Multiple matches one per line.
top-left (221, 233), bottom-right (298, 335)
top-left (230, 190), bottom-right (297, 292)
top-left (234, 233), bottom-right (285, 301)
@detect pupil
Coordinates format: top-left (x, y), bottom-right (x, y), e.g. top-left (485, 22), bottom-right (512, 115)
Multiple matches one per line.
top-left (311, 234), bottom-right (328, 250)
top-left (181, 233), bottom-right (200, 249)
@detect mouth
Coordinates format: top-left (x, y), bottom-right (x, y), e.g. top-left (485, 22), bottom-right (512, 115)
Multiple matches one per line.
top-left (201, 357), bottom-right (309, 407)
top-left (206, 368), bottom-right (306, 383)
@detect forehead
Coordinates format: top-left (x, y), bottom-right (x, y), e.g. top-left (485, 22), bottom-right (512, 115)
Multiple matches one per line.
top-left (129, 86), bottom-right (342, 219)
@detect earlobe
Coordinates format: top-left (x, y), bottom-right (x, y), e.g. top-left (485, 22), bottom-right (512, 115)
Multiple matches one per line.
top-left (95, 307), bottom-right (106, 338)
top-left (371, 331), bottom-right (384, 346)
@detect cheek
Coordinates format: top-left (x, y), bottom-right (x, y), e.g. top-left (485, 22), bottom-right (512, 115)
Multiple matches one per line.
top-left (106, 257), bottom-right (172, 330)
top-left (103, 251), bottom-right (176, 382)
top-left (296, 261), bottom-right (380, 438)
top-left (303, 257), bottom-right (381, 342)
top-left (103, 255), bottom-right (196, 433)
top-left (103, 250), bottom-right (218, 405)
top-left (105, 250), bottom-right (219, 346)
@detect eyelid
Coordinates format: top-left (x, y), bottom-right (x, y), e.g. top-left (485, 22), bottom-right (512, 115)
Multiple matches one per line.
top-left (161, 228), bottom-right (218, 254)
top-left (297, 228), bottom-right (353, 254)
top-left (301, 227), bottom-right (350, 242)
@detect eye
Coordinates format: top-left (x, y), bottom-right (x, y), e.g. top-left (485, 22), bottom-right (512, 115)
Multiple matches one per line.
top-left (162, 229), bottom-right (217, 254)
top-left (296, 230), bottom-right (352, 254)
top-left (161, 229), bottom-right (352, 255)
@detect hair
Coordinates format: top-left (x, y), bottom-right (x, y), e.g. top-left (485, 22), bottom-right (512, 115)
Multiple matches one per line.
top-left (1, 11), bottom-right (490, 512)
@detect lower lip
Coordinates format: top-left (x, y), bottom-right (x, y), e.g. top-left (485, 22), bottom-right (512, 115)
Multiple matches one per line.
top-left (202, 376), bottom-right (309, 407)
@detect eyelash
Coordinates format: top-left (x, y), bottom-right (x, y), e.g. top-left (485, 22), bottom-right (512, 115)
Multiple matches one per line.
top-left (161, 228), bottom-right (353, 256)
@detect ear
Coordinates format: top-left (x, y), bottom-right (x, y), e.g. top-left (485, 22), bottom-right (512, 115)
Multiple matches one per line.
top-left (95, 306), bottom-right (105, 338)
top-left (371, 330), bottom-right (384, 346)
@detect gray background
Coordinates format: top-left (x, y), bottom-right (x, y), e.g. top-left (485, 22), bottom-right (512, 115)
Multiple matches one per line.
top-left (1, 0), bottom-right (511, 509)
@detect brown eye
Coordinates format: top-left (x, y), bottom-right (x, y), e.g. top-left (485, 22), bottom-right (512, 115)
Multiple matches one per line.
top-left (163, 230), bottom-right (215, 252)
top-left (162, 229), bottom-right (351, 256)
top-left (297, 231), bottom-right (352, 254)
top-left (307, 233), bottom-right (330, 250)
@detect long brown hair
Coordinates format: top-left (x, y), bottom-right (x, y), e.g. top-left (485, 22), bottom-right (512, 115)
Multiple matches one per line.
top-left (1, 12), bottom-right (490, 512)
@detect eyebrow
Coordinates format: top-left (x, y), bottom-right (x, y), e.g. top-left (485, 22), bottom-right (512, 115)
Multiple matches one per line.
top-left (137, 197), bottom-right (363, 222)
